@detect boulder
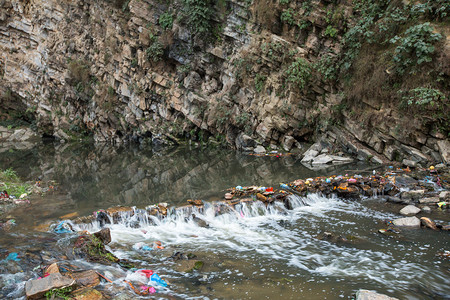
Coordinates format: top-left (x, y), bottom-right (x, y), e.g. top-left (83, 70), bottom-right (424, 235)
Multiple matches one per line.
top-left (436, 140), bottom-right (450, 163)
top-left (393, 216), bottom-right (421, 227)
top-left (282, 135), bottom-right (295, 151)
top-left (25, 273), bottom-right (76, 299)
top-left (254, 145), bottom-right (266, 154)
top-left (301, 149), bottom-right (319, 163)
top-left (421, 206), bottom-right (431, 213)
top-left (399, 205), bottom-right (421, 216)
top-left (72, 270), bottom-right (100, 287)
top-left (439, 191), bottom-right (450, 201)
top-left (419, 197), bottom-right (439, 204)
top-left (401, 190), bottom-right (425, 201)
top-left (356, 289), bottom-right (399, 300)
top-left (420, 217), bottom-right (438, 230)
top-left (93, 228), bottom-right (111, 245)
top-left (235, 133), bottom-right (256, 150)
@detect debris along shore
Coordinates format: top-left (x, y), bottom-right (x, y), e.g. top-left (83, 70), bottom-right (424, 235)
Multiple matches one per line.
top-left (9, 165), bottom-right (450, 299)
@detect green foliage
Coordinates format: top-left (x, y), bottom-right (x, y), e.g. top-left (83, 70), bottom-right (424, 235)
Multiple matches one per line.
top-left (254, 74), bottom-right (267, 93)
top-left (285, 58), bottom-right (311, 90)
top-left (1, 168), bottom-right (18, 181)
top-left (410, 0), bottom-right (449, 21)
top-left (279, 0), bottom-right (290, 4)
top-left (0, 168), bottom-right (32, 198)
top-left (399, 87), bottom-right (446, 106)
top-left (324, 25), bottom-right (338, 38)
top-left (314, 54), bottom-right (338, 81)
top-left (390, 23), bottom-right (442, 75)
top-left (45, 287), bottom-right (73, 300)
top-left (159, 11), bottom-right (174, 30)
top-left (280, 8), bottom-right (295, 26)
top-left (182, 0), bottom-right (214, 35)
top-left (146, 35), bottom-right (164, 62)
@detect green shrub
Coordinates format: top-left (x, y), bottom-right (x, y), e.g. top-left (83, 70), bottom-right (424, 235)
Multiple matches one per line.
top-left (399, 87), bottom-right (446, 106)
top-left (254, 74), bottom-right (267, 93)
top-left (182, 0), bottom-right (214, 34)
top-left (324, 25), bottom-right (338, 38)
top-left (285, 58), bottom-right (311, 90)
top-left (390, 22), bottom-right (442, 74)
top-left (159, 11), bottom-right (174, 30)
top-left (146, 35), bottom-right (164, 62)
top-left (280, 8), bottom-right (295, 26)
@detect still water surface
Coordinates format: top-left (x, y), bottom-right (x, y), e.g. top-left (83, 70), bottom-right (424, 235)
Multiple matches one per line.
top-left (0, 142), bottom-right (448, 299)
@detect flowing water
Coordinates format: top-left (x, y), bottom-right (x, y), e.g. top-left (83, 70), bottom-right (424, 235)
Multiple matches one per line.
top-left (0, 142), bottom-right (449, 299)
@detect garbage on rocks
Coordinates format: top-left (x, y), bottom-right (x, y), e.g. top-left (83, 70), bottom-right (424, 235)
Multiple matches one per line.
top-left (53, 221), bottom-right (73, 234)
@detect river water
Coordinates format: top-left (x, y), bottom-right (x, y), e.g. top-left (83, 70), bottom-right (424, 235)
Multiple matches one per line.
top-left (0, 142), bottom-right (449, 299)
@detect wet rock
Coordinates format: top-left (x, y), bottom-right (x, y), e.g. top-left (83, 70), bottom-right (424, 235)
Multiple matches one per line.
top-left (401, 190), bottom-right (425, 202)
top-left (93, 228), bottom-right (111, 245)
top-left (419, 197), bottom-right (439, 204)
top-left (235, 133), bottom-right (256, 151)
top-left (421, 206), bottom-right (431, 213)
top-left (73, 288), bottom-right (103, 300)
top-left (71, 234), bottom-right (119, 264)
top-left (385, 196), bottom-right (403, 204)
top-left (192, 214), bottom-right (209, 228)
top-left (175, 260), bottom-right (204, 273)
top-left (420, 217), bottom-right (438, 230)
top-left (439, 191), bottom-right (450, 201)
top-left (393, 216), bottom-right (421, 227)
top-left (399, 205), bottom-right (421, 216)
top-left (25, 273), bottom-right (76, 299)
top-left (72, 270), bottom-right (100, 288)
top-left (106, 206), bottom-right (134, 223)
top-left (394, 175), bottom-right (417, 188)
top-left (45, 263), bottom-right (60, 275)
top-left (316, 231), bottom-right (349, 243)
top-left (356, 289), bottom-right (399, 300)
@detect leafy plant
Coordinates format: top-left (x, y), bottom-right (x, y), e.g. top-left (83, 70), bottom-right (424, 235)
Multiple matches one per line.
top-left (324, 25), bottom-right (338, 38)
top-left (399, 87), bottom-right (446, 106)
top-left (390, 22), bottom-right (442, 74)
top-left (45, 287), bottom-right (73, 300)
top-left (254, 74), bottom-right (267, 93)
top-left (159, 11), bottom-right (174, 30)
top-left (280, 8), bottom-right (295, 26)
top-left (285, 58), bottom-right (311, 90)
top-left (182, 0), bottom-right (214, 35)
top-left (146, 35), bottom-right (164, 62)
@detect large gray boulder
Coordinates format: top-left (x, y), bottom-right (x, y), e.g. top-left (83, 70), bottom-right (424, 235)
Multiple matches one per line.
top-left (399, 205), bottom-right (421, 216)
top-left (25, 273), bottom-right (76, 299)
top-left (393, 216), bottom-right (421, 227)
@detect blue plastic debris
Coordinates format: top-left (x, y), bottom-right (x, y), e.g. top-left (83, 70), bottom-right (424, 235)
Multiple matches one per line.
top-left (150, 273), bottom-right (168, 287)
top-left (5, 252), bottom-right (20, 262)
top-left (280, 183), bottom-right (290, 190)
top-left (54, 221), bottom-right (72, 234)
top-left (142, 245), bottom-right (153, 251)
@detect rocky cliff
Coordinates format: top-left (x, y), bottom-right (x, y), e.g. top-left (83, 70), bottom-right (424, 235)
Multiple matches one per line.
top-left (0, 0), bottom-right (449, 164)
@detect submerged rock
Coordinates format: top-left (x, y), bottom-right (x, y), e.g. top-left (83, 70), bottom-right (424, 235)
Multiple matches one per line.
top-left (356, 289), bottom-right (399, 300)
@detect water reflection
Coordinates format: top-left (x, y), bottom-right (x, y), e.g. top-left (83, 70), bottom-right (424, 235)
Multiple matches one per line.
top-left (0, 142), bottom-right (369, 213)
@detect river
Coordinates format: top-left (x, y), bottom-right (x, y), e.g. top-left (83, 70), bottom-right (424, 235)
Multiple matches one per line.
top-left (0, 142), bottom-right (448, 299)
